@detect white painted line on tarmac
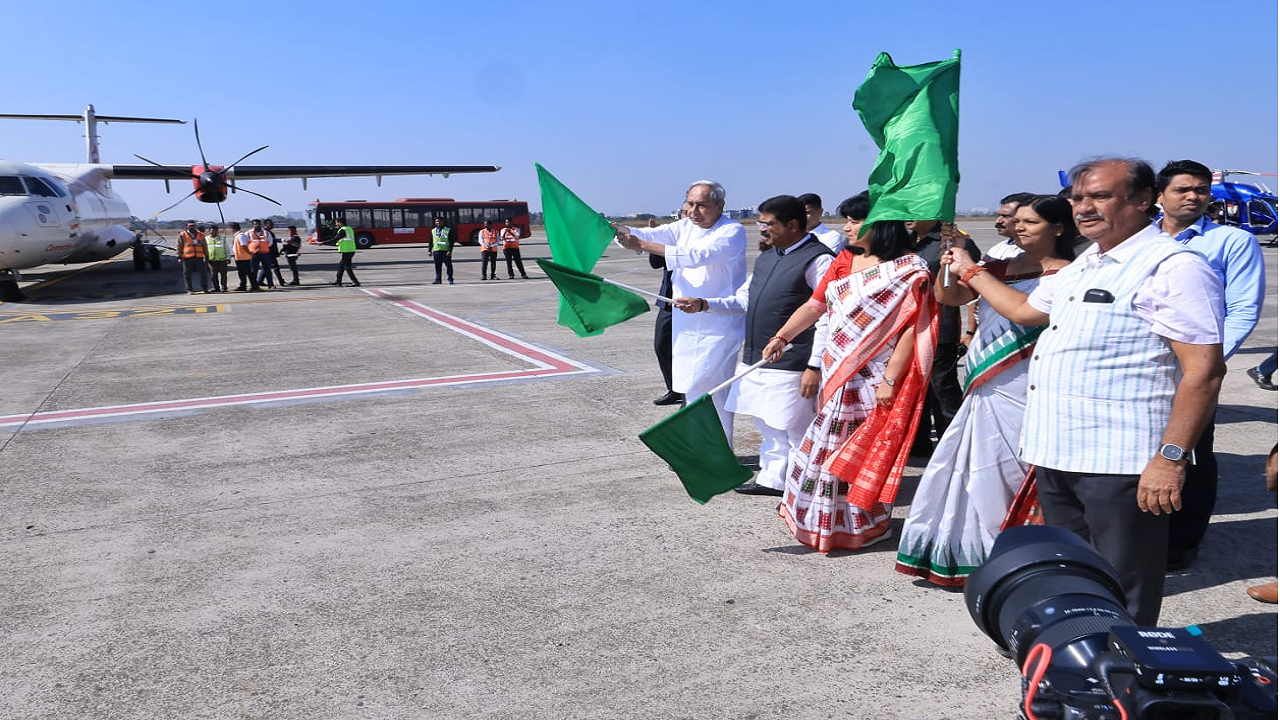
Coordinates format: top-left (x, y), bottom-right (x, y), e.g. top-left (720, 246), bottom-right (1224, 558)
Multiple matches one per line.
top-left (1, 292), bottom-right (601, 432)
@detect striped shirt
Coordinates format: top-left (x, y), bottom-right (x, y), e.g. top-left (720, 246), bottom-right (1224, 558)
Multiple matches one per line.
top-left (1021, 225), bottom-right (1223, 474)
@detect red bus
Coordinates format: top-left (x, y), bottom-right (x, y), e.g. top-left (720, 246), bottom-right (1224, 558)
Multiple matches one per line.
top-left (308, 198), bottom-right (531, 248)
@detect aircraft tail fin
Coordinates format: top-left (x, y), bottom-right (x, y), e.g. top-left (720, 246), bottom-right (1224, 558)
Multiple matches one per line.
top-left (0, 105), bottom-right (183, 163)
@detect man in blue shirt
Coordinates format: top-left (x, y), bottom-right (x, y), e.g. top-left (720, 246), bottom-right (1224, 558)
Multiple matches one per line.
top-left (1154, 159), bottom-right (1266, 570)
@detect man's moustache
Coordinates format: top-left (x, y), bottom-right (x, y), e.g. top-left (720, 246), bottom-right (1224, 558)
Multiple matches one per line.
top-left (1075, 213), bottom-right (1104, 222)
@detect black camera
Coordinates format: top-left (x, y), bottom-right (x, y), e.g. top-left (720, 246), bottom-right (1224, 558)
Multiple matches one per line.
top-left (965, 525), bottom-right (1277, 720)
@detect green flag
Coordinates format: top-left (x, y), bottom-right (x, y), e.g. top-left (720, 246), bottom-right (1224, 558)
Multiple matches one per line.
top-left (639, 395), bottom-right (753, 504)
top-left (536, 163), bottom-right (618, 336)
top-left (535, 258), bottom-right (650, 337)
top-left (853, 50), bottom-right (961, 225)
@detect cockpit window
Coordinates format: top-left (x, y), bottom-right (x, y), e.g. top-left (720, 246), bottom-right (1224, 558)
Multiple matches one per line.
top-left (22, 176), bottom-right (62, 197)
top-left (0, 176), bottom-right (27, 196)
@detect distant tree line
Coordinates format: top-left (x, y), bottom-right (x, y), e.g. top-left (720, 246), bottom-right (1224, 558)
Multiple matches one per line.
top-left (152, 214), bottom-right (300, 230)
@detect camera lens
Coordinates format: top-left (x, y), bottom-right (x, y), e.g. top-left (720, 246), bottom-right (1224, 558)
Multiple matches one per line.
top-left (965, 525), bottom-right (1131, 669)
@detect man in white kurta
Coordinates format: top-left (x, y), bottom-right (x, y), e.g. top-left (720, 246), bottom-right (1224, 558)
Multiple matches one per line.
top-left (676, 195), bottom-right (834, 495)
top-left (615, 181), bottom-right (747, 442)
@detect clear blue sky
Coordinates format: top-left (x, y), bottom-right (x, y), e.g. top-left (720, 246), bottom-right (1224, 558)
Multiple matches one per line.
top-left (4, 0), bottom-right (1276, 222)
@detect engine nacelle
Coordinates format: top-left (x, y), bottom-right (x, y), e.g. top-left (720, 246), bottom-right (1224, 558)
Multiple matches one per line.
top-left (193, 165), bottom-right (229, 204)
top-left (60, 224), bottom-right (140, 263)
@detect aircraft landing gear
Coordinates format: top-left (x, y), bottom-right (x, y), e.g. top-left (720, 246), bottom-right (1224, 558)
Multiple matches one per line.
top-left (133, 244), bottom-right (163, 271)
top-left (0, 270), bottom-right (25, 302)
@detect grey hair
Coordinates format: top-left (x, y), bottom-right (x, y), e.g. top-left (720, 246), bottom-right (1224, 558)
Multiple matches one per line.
top-left (688, 180), bottom-right (726, 205)
top-left (1067, 156), bottom-right (1156, 206)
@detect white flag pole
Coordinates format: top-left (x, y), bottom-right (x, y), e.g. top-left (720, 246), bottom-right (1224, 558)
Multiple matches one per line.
top-left (599, 276), bottom-right (676, 305)
top-left (706, 344), bottom-right (793, 398)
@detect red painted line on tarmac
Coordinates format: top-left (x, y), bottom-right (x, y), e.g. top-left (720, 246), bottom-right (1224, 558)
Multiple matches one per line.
top-left (1, 293), bottom-right (597, 431)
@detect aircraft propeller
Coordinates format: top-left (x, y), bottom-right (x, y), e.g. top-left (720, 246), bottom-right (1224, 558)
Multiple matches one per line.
top-left (133, 118), bottom-right (283, 222)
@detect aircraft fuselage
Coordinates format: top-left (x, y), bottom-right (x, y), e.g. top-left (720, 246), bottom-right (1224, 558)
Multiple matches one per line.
top-left (0, 159), bottom-right (139, 273)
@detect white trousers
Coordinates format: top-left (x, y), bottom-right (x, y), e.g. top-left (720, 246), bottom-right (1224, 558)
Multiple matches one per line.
top-left (754, 417), bottom-right (806, 491)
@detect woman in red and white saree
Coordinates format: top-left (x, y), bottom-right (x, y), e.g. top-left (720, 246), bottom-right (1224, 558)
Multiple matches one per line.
top-left (762, 219), bottom-right (937, 553)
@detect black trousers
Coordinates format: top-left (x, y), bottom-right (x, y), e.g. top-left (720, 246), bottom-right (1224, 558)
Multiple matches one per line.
top-left (252, 253), bottom-right (274, 287)
top-left (433, 251), bottom-right (453, 282)
top-left (284, 255), bottom-right (299, 283)
top-left (1168, 421), bottom-right (1218, 552)
top-left (504, 247), bottom-right (527, 278)
top-left (1036, 467), bottom-right (1169, 625)
top-left (181, 257), bottom-right (209, 291)
top-left (235, 259), bottom-right (258, 290)
top-left (335, 252), bottom-right (359, 284)
top-left (267, 254), bottom-right (286, 284)
top-left (208, 260), bottom-right (229, 291)
top-left (913, 341), bottom-right (963, 451)
top-left (654, 306), bottom-right (674, 393)
top-left (480, 250), bottom-right (498, 278)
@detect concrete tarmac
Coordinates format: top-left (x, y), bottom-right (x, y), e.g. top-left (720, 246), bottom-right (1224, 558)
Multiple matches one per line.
top-left (1, 223), bottom-right (1275, 720)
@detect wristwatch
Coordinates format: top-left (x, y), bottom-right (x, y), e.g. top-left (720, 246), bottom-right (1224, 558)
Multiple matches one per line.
top-left (884, 377), bottom-right (896, 387)
top-left (1158, 443), bottom-right (1189, 462)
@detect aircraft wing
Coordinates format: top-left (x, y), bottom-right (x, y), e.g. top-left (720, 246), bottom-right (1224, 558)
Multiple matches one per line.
top-left (109, 164), bottom-right (502, 180)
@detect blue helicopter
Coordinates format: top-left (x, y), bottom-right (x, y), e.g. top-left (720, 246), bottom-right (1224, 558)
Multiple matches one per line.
top-left (1210, 170), bottom-right (1277, 239)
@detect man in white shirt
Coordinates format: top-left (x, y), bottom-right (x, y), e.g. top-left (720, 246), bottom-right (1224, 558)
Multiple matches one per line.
top-left (615, 181), bottom-right (747, 443)
top-left (983, 192), bottom-right (1036, 261)
top-left (798, 193), bottom-right (845, 252)
top-left (675, 195), bottom-right (834, 496)
top-left (944, 157), bottom-right (1225, 625)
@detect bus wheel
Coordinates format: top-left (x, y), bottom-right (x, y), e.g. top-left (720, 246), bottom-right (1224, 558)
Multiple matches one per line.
top-left (355, 233), bottom-right (375, 249)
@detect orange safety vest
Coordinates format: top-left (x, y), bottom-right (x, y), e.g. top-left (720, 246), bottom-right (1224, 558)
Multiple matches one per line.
top-left (479, 228), bottom-right (500, 250)
top-left (233, 232), bottom-right (253, 261)
top-left (247, 229), bottom-right (271, 254)
top-left (500, 227), bottom-right (521, 249)
top-left (179, 230), bottom-right (206, 259)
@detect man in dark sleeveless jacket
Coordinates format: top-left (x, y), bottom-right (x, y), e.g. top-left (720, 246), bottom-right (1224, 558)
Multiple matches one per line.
top-left (675, 195), bottom-right (834, 496)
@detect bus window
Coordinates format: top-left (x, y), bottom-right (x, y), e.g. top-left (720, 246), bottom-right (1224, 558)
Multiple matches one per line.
top-left (371, 208), bottom-right (391, 228)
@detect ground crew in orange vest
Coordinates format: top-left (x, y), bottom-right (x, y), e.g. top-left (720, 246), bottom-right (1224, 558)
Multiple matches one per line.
top-left (231, 221), bottom-right (259, 292)
top-left (177, 220), bottom-right (210, 294)
top-left (500, 218), bottom-right (529, 279)
top-left (248, 219), bottom-right (276, 290)
top-left (478, 219), bottom-right (500, 280)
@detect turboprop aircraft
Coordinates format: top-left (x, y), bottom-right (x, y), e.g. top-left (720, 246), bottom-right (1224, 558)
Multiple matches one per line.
top-left (0, 105), bottom-right (501, 301)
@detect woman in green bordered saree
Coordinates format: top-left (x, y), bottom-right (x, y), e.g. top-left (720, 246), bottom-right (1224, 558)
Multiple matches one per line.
top-left (895, 196), bottom-right (1078, 586)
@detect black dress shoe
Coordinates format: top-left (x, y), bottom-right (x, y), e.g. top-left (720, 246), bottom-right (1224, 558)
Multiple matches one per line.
top-left (1246, 367), bottom-right (1277, 391)
top-left (653, 391), bottom-right (685, 406)
top-left (733, 482), bottom-right (783, 497)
